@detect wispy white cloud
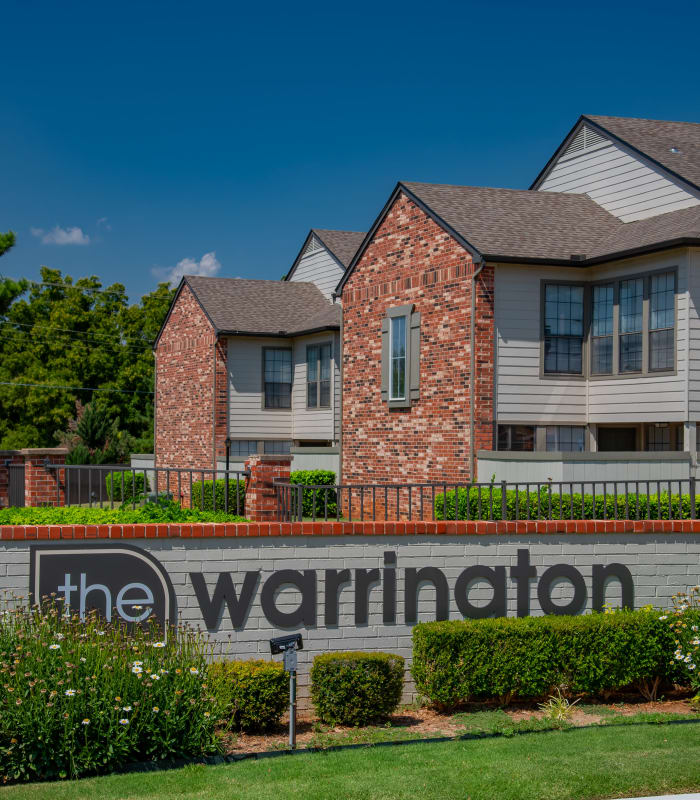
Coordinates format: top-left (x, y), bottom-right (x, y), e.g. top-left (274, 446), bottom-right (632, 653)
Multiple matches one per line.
top-left (31, 225), bottom-right (90, 245)
top-left (96, 217), bottom-right (112, 231)
top-left (152, 251), bottom-right (222, 285)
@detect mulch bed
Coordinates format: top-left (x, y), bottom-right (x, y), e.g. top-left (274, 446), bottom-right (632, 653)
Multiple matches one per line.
top-left (218, 691), bottom-right (698, 755)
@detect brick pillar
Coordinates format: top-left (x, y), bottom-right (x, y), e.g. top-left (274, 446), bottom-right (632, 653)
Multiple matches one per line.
top-left (23, 449), bottom-right (68, 507)
top-left (244, 455), bottom-right (292, 522)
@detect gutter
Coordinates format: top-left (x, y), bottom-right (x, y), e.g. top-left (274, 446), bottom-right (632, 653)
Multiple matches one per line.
top-left (469, 257), bottom-right (485, 482)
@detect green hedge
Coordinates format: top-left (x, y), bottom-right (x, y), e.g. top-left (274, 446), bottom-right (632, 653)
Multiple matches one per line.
top-left (289, 470), bottom-right (337, 518)
top-left (104, 471), bottom-right (149, 503)
top-left (412, 611), bottom-right (698, 709)
top-left (190, 478), bottom-right (245, 515)
top-left (434, 485), bottom-right (700, 521)
top-left (208, 660), bottom-right (288, 732)
top-left (310, 652), bottom-right (404, 726)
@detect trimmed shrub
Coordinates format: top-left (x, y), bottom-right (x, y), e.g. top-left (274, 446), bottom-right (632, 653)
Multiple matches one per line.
top-left (289, 470), bottom-right (337, 518)
top-left (0, 502), bottom-right (246, 525)
top-left (105, 471), bottom-right (149, 503)
top-left (0, 599), bottom-right (220, 784)
top-left (208, 660), bottom-right (288, 732)
top-left (190, 478), bottom-right (246, 515)
top-left (434, 485), bottom-right (700, 521)
top-left (311, 652), bottom-right (404, 726)
top-left (412, 611), bottom-right (696, 710)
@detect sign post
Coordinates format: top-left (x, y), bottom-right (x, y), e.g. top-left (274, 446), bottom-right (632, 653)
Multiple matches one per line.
top-left (270, 633), bottom-right (303, 750)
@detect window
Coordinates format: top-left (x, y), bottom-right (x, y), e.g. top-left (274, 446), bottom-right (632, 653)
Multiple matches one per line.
top-left (543, 284), bottom-right (584, 374)
top-left (228, 440), bottom-right (258, 458)
top-left (649, 272), bottom-right (675, 371)
top-left (263, 440), bottom-right (291, 455)
top-left (263, 348), bottom-right (292, 409)
top-left (307, 343), bottom-right (331, 408)
top-left (390, 315), bottom-right (407, 400)
top-left (591, 285), bottom-right (613, 375)
top-left (646, 424), bottom-right (671, 451)
top-left (619, 278), bottom-right (643, 373)
top-left (497, 425), bottom-right (535, 451)
top-left (381, 305), bottom-right (420, 408)
top-left (545, 425), bottom-right (585, 452)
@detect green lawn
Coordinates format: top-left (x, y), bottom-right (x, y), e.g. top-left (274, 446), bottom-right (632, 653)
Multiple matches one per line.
top-left (2, 723), bottom-right (699, 800)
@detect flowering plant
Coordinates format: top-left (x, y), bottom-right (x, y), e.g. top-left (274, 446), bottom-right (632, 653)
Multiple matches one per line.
top-left (0, 595), bottom-right (222, 784)
top-left (662, 586), bottom-right (700, 693)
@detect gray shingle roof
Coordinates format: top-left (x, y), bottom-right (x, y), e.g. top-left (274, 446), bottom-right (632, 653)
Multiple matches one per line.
top-left (402, 182), bottom-right (621, 261)
top-left (184, 276), bottom-right (340, 336)
top-left (585, 114), bottom-right (700, 190)
top-left (590, 204), bottom-right (700, 260)
top-left (312, 229), bottom-right (366, 267)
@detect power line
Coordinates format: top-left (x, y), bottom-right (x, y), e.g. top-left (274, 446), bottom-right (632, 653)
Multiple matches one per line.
top-left (0, 381), bottom-right (153, 395)
top-left (0, 275), bottom-right (131, 299)
top-left (0, 321), bottom-right (153, 352)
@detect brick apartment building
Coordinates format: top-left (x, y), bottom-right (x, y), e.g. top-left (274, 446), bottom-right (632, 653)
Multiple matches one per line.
top-left (155, 114), bottom-right (700, 487)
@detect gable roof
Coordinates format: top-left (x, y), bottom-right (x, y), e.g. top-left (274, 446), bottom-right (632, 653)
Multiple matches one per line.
top-left (155, 276), bottom-right (340, 348)
top-left (532, 114), bottom-right (700, 192)
top-left (336, 180), bottom-right (700, 293)
top-left (285, 229), bottom-right (365, 282)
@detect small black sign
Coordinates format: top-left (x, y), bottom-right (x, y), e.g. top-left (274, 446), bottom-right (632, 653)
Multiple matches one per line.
top-left (30, 544), bottom-right (176, 630)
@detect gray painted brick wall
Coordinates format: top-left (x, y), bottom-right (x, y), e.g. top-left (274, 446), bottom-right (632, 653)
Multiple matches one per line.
top-left (2, 534), bottom-right (699, 705)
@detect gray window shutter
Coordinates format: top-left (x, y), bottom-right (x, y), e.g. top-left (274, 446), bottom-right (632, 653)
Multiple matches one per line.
top-left (409, 311), bottom-right (421, 401)
top-left (381, 317), bottom-right (390, 401)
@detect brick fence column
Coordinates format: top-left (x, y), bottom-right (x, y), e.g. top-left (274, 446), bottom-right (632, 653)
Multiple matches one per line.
top-left (244, 455), bottom-right (292, 521)
top-left (23, 448), bottom-right (68, 507)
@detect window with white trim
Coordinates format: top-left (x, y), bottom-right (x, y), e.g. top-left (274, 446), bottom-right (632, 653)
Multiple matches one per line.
top-left (307, 343), bottom-right (331, 408)
top-left (390, 315), bottom-right (407, 401)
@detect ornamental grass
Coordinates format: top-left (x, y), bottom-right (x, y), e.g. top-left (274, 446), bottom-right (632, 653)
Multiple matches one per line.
top-left (0, 596), bottom-right (222, 784)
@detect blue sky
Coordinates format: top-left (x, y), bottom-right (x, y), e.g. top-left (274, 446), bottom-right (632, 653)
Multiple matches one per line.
top-left (2, 0), bottom-right (699, 301)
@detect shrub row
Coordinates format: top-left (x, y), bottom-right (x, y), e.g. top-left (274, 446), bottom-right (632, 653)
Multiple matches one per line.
top-left (411, 610), bottom-right (700, 709)
top-left (105, 472), bottom-right (149, 503)
top-left (208, 660), bottom-right (288, 731)
top-left (289, 470), bottom-right (338, 518)
top-left (434, 485), bottom-right (700, 521)
top-left (0, 499), bottom-right (247, 525)
top-left (190, 478), bottom-right (246, 515)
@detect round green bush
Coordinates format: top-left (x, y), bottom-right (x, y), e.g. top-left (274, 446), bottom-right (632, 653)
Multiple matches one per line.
top-left (208, 659), bottom-right (288, 732)
top-left (310, 651), bottom-right (404, 726)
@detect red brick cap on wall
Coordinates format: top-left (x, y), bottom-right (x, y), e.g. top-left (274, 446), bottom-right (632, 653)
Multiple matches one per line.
top-left (2, 519), bottom-right (699, 540)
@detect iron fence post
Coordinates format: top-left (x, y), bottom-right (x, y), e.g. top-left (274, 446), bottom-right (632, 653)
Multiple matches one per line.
top-left (501, 481), bottom-right (507, 520)
top-left (691, 476), bottom-right (697, 519)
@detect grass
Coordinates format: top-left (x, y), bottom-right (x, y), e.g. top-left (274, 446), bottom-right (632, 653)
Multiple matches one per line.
top-left (2, 721), bottom-right (699, 800)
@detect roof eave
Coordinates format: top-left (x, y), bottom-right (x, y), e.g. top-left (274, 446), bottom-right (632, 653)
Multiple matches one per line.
top-left (218, 324), bottom-right (340, 339)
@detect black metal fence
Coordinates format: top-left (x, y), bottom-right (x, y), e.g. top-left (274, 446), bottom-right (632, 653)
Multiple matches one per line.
top-left (43, 463), bottom-right (249, 515)
top-left (275, 478), bottom-right (699, 522)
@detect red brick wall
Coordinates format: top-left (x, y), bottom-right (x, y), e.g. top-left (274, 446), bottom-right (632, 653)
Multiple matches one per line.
top-left (341, 192), bottom-right (494, 486)
top-left (155, 284), bottom-right (227, 474)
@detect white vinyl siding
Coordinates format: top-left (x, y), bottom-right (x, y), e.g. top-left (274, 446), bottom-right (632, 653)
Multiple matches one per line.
top-left (538, 130), bottom-right (700, 223)
top-left (289, 237), bottom-right (345, 300)
top-left (495, 264), bottom-right (587, 424)
top-left (292, 332), bottom-right (337, 442)
top-left (495, 252), bottom-right (690, 426)
top-left (227, 337), bottom-right (293, 440)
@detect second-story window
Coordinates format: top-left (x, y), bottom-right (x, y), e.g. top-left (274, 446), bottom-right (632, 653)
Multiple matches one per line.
top-left (390, 315), bottom-right (407, 400)
top-left (543, 284), bottom-right (584, 374)
top-left (307, 343), bottom-right (331, 408)
top-left (649, 272), bottom-right (675, 371)
top-left (619, 278), bottom-right (644, 373)
top-left (263, 347), bottom-right (292, 409)
top-left (591, 285), bottom-right (613, 375)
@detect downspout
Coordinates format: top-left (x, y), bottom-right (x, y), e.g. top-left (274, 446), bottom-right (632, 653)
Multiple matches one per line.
top-left (332, 291), bottom-right (342, 482)
top-left (469, 258), bottom-right (485, 481)
top-left (212, 336), bottom-right (218, 473)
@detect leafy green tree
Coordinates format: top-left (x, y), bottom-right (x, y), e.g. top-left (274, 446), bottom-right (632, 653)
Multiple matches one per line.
top-left (0, 230), bottom-right (15, 257)
top-left (0, 266), bottom-right (175, 452)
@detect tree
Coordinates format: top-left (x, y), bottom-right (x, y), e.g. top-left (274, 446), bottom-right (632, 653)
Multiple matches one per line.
top-left (0, 266), bottom-right (175, 452)
top-left (0, 230), bottom-right (15, 257)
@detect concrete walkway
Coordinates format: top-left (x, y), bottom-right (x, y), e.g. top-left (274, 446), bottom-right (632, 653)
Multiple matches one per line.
top-left (621, 794), bottom-right (700, 799)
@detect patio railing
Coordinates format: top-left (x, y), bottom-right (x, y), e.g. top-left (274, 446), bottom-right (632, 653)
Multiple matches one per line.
top-left (275, 478), bottom-right (699, 522)
top-left (43, 463), bottom-right (249, 515)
